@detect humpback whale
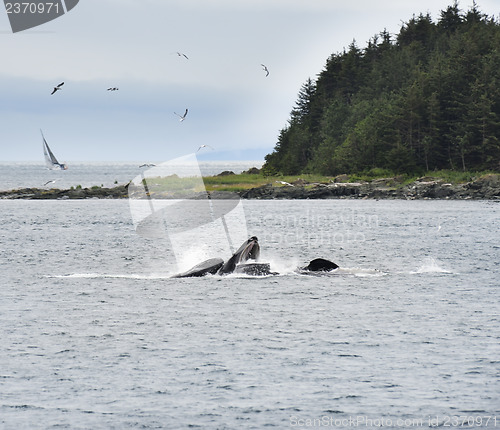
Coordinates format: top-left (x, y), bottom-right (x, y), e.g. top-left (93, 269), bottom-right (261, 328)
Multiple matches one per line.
top-left (218, 236), bottom-right (260, 275)
top-left (172, 236), bottom-right (338, 278)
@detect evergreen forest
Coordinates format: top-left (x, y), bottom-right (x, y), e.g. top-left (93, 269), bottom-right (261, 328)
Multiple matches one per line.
top-left (262, 3), bottom-right (500, 176)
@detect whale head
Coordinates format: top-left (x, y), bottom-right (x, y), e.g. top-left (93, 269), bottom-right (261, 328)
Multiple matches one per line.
top-left (218, 236), bottom-right (260, 275)
top-left (236, 236), bottom-right (260, 264)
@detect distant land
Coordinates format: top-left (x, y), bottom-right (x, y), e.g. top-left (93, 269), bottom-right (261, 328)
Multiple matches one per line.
top-left (1, 171), bottom-right (499, 200)
top-left (262, 3), bottom-right (500, 177)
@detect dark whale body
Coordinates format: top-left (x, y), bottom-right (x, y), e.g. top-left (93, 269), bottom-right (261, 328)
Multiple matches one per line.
top-left (171, 258), bottom-right (224, 278)
top-left (171, 236), bottom-right (339, 278)
top-left (302, 258), bottom-right (339, 272)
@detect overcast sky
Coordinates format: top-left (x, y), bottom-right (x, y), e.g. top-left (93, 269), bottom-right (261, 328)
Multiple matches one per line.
top-left (0, 0), bottom-right (498, 162)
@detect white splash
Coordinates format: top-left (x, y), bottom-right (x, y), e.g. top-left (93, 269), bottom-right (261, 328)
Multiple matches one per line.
top-left (412, 257), bottom-right (452, 274)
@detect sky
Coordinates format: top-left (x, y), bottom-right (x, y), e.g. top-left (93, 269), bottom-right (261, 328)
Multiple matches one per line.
top-left (0, 0), bottom-right (498, 163)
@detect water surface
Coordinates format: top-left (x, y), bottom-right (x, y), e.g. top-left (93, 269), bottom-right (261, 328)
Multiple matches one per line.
top-left (1, 199), bottom-right (499, 428)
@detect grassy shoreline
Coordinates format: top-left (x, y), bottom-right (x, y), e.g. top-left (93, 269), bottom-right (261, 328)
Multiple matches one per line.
top-left (202, 170), bottom-right (498, 193)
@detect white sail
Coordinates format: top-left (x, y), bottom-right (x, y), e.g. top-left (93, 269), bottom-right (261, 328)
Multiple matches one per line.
top-left (128, 153), bottom-right (248, 271)
top-left (41, 130), bottom-right (67, 170)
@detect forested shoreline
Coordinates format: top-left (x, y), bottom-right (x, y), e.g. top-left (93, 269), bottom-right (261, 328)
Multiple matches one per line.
top-left (263, 2), bottom-right (500, 176)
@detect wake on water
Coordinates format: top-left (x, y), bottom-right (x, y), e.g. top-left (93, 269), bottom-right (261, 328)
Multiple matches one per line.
top-left (49, 255), bottom-right (451, 281)
top-left (50, 273), bottom-right (173, 280)
top-left (51, 261), bottom-right (449, 280)
top-left (49, 262), bottom-right (387, 280)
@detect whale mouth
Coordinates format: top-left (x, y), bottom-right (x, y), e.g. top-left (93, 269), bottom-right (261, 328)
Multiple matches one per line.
top-left (236, 236), bottom-right (260, 264)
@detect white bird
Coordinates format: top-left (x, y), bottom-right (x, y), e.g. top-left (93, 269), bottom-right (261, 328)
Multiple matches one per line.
top-left (261, 64), bottom-right (269, 77)
top-left (176, 52), bottom-right (189, 59)
top-left (51, 82), bottom-right (64, 95)
top-left (174, 108), bottom-right (188, 121)
top-left (276, 180), bottom-right (293, 186)
top-left (139, 163), bottom-right (156, 168)
top-left (197, 144), bottom-right (214, 152)
top-left (43, 179), bottom-right (60, 186)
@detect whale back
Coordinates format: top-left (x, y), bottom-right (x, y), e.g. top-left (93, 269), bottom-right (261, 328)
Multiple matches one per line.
top-left (303, 258), bottom-right (339, 272)
top-left (172, 258), bottom-right (224, 278)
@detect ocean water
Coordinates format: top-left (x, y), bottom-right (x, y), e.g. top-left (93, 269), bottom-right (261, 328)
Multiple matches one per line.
top-left (0, 199), bottom-right (499, 429)
top-left (0, 161), bottom-right (263, 191)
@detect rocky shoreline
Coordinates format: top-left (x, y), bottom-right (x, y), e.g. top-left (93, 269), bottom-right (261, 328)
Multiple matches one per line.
top-left (0, 185), bottom-right (130, 200)
top-left (1, 174), bottom-right (499, 200)
top-left (239, 174), bottom-right (500, 200)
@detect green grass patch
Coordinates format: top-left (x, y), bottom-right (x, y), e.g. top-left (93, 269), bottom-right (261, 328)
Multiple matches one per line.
top-left (202, 173), bottom-right (334, 192)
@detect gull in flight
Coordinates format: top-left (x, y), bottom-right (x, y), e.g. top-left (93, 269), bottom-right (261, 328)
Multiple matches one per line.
top-left (175, 52), bottom-right (189, 59)
top-left (43, 179), bottom-right (60, 186)
top-left (174, 108), bottom-right (188, 122)
top-left (51, 82), bottom-right (64, 95)
top-left (261, 64), bottom-right (269, 77)
top-left (107, 87), bottom-right (119, 91)
top-left (139, 163), bottom-right (156, 168)
top-left (197, 144), bottom-right (214, 152)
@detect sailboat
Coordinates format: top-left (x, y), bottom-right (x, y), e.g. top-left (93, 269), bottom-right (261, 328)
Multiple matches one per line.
top-left (41, 130), bottom-right (68, 170)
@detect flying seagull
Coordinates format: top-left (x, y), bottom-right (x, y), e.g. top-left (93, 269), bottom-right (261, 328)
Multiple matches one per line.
top-left (51, 82), bottom-right (64, 95)
top-left (197, 144), bottom-right (214, 152)
top-left (43, 179), bottom-right (60, 186)
top-left (139, 163), bottom-right (156, 168)
top-left (175, 52), bottom-right (189, 59)
top-left (174, 108), bottom-right (188, 122)
top-left (107, 87), bottom-right (119, 91)
top-left (261, 64), bottom-right (269, 77)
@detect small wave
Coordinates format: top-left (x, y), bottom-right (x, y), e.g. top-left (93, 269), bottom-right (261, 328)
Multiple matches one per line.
top-left (2, 404), bottom-right (45, 410)
top-left (49, 273), bottom-right (172, 280)
top-left (411, 257), bottom-right (451, 274)
top-left (336, 267), bottom-right (387, 277)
